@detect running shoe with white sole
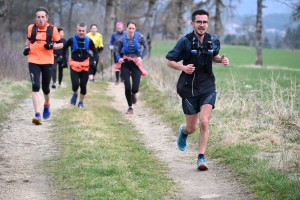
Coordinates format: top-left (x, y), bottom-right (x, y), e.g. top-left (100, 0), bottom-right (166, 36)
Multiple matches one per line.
top-left (197, 156), bottom-right (208, 170)
top-left (71, 93), bottom-right (78, 105)
top-left (78, 101), bottom-right (84, 108)
top-left (126, 107), bottom-right (133, 114)
top-left (32, 113), bottom-right (42, 125)
top-left (43, 104), bottom-right (51, 119)
top-left (177, 125), bottom-right (188, 151)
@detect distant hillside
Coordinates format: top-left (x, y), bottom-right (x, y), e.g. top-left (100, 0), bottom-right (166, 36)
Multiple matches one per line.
top-left (229, 13), bottom-right (297, 31)
top-left (263, 14), bottom-right (296, 30)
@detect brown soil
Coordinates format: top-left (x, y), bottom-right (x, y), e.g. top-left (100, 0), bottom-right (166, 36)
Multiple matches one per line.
top-left (0, 89), bottom-right (67, 200)
top-left (107, 82), bottom-right (256, 200)
top-left (0, 80), bottom-right (257, 200)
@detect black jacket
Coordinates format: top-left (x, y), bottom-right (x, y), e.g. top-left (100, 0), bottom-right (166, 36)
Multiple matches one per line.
top-left (166, 32), bottom-right (220, 98)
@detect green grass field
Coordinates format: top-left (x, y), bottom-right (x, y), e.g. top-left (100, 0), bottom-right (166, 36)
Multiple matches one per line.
top-left (141, 40), bottom-right (300, 200)
top-left (151, 40), bottom-right (300, 68)
top-left (1, 41), bottom-right (299, 200)
top-left (47, 79), bottom-right (174, 199)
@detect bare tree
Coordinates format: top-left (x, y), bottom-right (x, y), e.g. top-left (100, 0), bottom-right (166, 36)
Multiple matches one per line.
top-left (291, 1), bottom-right (300, 21)
top-left (103, 0), bottom-right (120, 60)
top-left (211, 0), bottom-right (225, 38)
top-left (255, 0), bottom-right (264, 66)
top-left (142, 0), bottom-right (157, 39)
top-left (67, 0), bottom-right (77, 34)
top-left (191, 0), bottom-right (241, 39)
top-left (0, 0), bottom-right (7, 37)
top-left (175, 0), bottom-right (186, 39)
top-left (46, 0), bottom-right (55, 23)
top-left (161, 0), bottom-right (189, 39)
top-left (276, 0), bottom-right (300, 21)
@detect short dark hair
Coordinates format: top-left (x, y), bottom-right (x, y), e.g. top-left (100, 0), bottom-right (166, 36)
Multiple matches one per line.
top-left (127, 21), bottom-right (136, 27)
top-left (35, 6), bottom-right (49, 17)
top-left (57, 27), bottom-right (64, 32)
top-left (192, 9), bottom-right (209, 21)
top-left (77, 23), bottom-right (86, 28)
top-left (90, 24), bottom-right (98, 29)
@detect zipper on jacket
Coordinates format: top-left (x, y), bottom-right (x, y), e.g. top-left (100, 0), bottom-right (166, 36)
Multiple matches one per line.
top-left (192, 72), bottom-right (195, 96)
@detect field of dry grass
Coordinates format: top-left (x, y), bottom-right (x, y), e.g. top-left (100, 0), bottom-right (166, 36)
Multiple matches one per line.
top-left (141, 44), bottom-right (300, 199)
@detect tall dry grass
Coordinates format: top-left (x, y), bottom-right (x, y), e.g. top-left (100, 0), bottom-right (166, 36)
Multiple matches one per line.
top-left (144, 57), bottom-right (300, 180)
top-left (0, 38), bottom-right (28, 81)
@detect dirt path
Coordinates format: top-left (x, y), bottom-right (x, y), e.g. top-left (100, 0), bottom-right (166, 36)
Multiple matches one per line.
top-left (107, 82), bottom-right (256, 200)
top-left (0, 80), bottom-right (256, 200)
top-left (0, 89), bottom-right (67, 200)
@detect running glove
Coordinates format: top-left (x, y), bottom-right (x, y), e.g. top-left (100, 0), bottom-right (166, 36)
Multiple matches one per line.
top-left (90, 59), bottom-right (97, 69)
top-left (57, 55), bottom-right (63, 63)
top-left (23, 47), bottom-right (30, 56)
top-left (61, 57), bottom-right (68, 68)
top-left (44, 43), bottom-right (54, 50)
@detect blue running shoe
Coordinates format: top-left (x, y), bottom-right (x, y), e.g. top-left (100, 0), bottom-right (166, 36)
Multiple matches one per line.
top-left (177, 125), bottom-right (188, 151)
top-left (71, 93), bottom-right (78, 105)
top-left (197, 156), bottom-right (208, 170)
top-left (43, 104), bottom-right (51, 119)
top-left (78, 101), bottom-right (84, 108)
top-left (32, 113), bottom-right (42, 125)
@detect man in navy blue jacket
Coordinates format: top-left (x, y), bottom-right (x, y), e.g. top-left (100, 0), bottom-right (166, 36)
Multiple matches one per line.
top-left (166, 9), bottom-right (229, 171)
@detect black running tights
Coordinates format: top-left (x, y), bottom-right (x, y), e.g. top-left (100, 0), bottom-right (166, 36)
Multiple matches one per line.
top-left (70, 68), bottom-right (89, 95)
top-left (121, 60), bottom-right (142, 107)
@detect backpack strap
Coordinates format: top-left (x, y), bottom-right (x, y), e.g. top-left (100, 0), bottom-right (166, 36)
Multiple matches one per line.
top-left (123, 33), bottom-right (129, 54)
top-left (72, 35), bottom-right (78, 53)
top-left (84, 36), bottom-right (90, 51)
top-left (133, 32), bottom-right (140, 53)
top-left (71, 35), bottom-right (90, 54)
top-left (46, 25), bottom-right (54, 44)
top-left (30, 24), bottom-right (53, 44)
top-left (123, 32), bottom-right (140, 54)
top-left (30, 24), bottom-right (37, 44)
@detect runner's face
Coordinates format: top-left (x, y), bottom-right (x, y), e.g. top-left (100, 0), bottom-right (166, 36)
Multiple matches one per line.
top-left (116, 26), bottom-right (123, 33)
top-left (127, 23), bottom-right (136, 36)
top-left (77, 26), bottom-right (87, 38)
top-left (35, 11), bottom-right (48, 27)
top-left (191, 14), bottom-right (209, 37)
top-left (91, 25), bottom-right (97, 34)
top-left (59, 30), bottom-right (64, 38)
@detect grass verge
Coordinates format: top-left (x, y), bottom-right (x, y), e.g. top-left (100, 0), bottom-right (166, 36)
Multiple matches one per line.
top-left (0, 80), bottom-right (31, 123)
top-left (47, 79), bottom-right (174, 200)
top-left (140, 77), bottom-right (300, 200)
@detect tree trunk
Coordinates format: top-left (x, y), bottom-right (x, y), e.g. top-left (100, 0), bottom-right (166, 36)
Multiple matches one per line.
top-left (103, 0), bottom-right (119, 61)
top-left (0, 0), bottom-right (7, 38)
top-left (57, 0), bottom-right (63, 27)
top-left (114, 0), bottom-right (121, 26)
top-left (142, 0), bottom-right (157, 38)
top-left (255, 0), bottom-right (263, 66)
top-left (46, 0), bottom-right (55, 24)
top-left (67, 0), bottom-right (76, 36)
top-left (175, 0), bottom-right (185, 39)
top-left (214, 0), bottom-right (223, 38)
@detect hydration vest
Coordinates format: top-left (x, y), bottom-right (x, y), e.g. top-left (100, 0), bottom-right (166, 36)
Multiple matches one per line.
top-left (71, 35), bottom-right (90, 54)
top-left (123, 32), bottom-right (140, 54)
top-left (30, 24), bottom-right (54, 44)
top-left (184, 32), bottom-right (220, 74)
top-left (184, 32), bottom-right (220, 56)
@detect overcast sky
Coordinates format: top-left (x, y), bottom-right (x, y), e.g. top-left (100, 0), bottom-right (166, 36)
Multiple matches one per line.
top-left (235, 0), bottom-right (294, 15)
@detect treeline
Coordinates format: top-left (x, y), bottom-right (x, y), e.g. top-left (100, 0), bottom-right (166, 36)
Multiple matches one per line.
top-left (224, 24), bottom-right (300, 50)
top-left (0, 0), bottom-right (299, 65)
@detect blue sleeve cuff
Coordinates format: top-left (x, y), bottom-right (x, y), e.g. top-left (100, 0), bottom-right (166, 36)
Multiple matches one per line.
top-left (116, 56), bottom-right (121, 63)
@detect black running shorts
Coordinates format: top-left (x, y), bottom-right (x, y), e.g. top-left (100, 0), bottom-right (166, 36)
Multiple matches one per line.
top-left (182, 91), bottom-right (217, 115)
